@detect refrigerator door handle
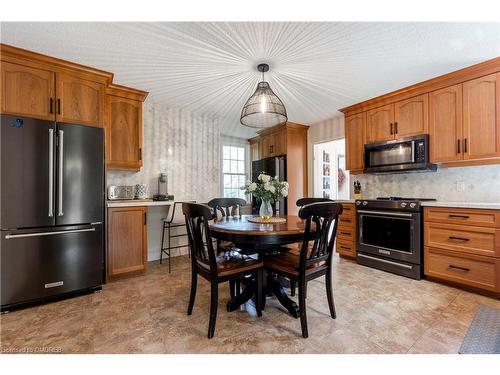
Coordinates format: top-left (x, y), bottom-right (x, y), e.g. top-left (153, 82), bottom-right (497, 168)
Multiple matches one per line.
top-left (57, 129), bottom-right (64, 217)
top-left (48, 128), bottom-right (54, 217)
top-left (5, 227), bottom-right (95, 240)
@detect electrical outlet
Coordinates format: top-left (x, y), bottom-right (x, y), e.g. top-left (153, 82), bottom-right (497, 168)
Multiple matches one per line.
top-left (455, 180), bottom-right (465, 192)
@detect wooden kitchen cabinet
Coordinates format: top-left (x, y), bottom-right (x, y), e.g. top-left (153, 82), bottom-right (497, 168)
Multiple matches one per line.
top-left (335, 203), bottom-right (357, 259)
top-left (462, 73), bottom-right (500, 160)
top-left (394, 94), bottom-right (428, 138)
top-left (55, 71), bottom-right (104, 127)
top-left (424, 206), bottom-right (500, 295)
top-left (1, 61), bottom-right (55, 121)
top-left (250, 138), bottom-right (261, 161)
top-left (429, 84), bottom-right (463, 163)
top-left (259, 129), bottom-right (286, 158)
top-left (107, 206), bottom-right (148, 278)
top-left (105, 84), bottom-right (147, 171)
top-left (366, 103), bottom-right (394, 143)
top-left (345, 112), bottom-right (366, 173)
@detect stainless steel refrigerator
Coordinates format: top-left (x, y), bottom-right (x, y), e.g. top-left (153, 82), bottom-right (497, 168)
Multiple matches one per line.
top-left (1, 114), bottom-right (104, 311)
top-left (251, 155), bottom-right (287, 215)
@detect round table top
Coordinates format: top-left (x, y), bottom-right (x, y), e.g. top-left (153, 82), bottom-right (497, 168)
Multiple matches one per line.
top-left (209, 215), bottom-right (307, 236)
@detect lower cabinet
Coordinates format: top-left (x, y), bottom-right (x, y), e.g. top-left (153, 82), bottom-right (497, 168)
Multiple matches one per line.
top-left (107, 206), bottom-right (148, 279)
top-left (423, 207), bottom-right (500, 295)
top-left (335, 203), bottom-right (357, 259)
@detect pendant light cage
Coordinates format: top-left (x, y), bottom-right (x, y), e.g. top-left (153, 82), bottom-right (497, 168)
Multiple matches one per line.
top-left (240, 64), bottom-right (288, 128)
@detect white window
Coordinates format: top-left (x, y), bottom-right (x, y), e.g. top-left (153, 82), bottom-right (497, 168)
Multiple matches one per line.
top-left (222, 146), bottom-right (247, 200)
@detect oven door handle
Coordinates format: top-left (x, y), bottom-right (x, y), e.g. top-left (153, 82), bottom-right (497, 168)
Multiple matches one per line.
top-left (357, 210), bottom-right (414, 218)
top-left (357, 253), bottom-right (414, 270)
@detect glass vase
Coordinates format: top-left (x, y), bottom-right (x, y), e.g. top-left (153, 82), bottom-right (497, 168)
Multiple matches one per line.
top-left (259, 200), bottom-right (273, 221)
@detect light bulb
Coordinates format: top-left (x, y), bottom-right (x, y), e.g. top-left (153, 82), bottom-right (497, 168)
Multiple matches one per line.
top-left (260, 96), bottom-right (267, 113)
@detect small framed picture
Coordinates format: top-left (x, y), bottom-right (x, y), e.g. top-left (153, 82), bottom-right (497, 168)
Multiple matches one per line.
top-left (323, 177), bottom-right (330, 190)
top-left (323, 163), bottom-right (330, 176)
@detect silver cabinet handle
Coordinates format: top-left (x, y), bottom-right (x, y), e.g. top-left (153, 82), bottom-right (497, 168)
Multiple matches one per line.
top-left (48, 128), bottom-right (54, 217)
top-left (5, 227), bottom-right (95, 239)
top-left (58, 129), bottom-right (64, 217)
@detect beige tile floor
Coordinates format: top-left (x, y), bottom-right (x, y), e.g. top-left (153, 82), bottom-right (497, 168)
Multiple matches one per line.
top-left (1, 254), bottom-right (499, 354)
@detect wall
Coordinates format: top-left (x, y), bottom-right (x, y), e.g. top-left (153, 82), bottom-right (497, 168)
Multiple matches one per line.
top-left (353, 164), bottom-right (500, 202)
top-left (107, 102), bottom-right (221, 261)
top-left (307, 115), bottom-right (345, 194)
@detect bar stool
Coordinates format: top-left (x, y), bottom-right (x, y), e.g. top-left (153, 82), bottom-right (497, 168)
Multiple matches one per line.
top-left (160, 201), bottom-right (195, 273)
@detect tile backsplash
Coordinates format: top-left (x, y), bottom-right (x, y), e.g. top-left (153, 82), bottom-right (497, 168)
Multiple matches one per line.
top-left (352, 164), bottom-right (500, 202)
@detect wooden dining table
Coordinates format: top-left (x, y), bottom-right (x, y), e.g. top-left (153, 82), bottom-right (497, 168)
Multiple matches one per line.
top-left (209, 214), bottom-right (310, 318)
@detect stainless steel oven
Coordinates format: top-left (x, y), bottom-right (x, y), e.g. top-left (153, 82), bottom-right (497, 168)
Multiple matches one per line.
top-left (356, 197), bottom-right (434, 279)
top-left (364, 134), bottom-right (436, 173)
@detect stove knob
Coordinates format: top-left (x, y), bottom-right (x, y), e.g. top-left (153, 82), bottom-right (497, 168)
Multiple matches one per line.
top-left (409, 202), bottom-right (416, 208)
top-left (362, 201), bottom-right (368, 206)
top-left (400, 202), bottom-right (407, 208)
top-left (356, 201), bottom-right (361, 206)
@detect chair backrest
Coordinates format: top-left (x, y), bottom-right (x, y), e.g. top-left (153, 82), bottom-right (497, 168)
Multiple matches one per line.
top-left (182, 202), bottom-right (217, 273)
top-left (296, 197), bottom-right (334, 207)
top-left (207, 198), bottom-right (246, 218)
top-left (297, 202), bottom-right (343, 270)
top-left (166, 201), bottom-right (196, 224)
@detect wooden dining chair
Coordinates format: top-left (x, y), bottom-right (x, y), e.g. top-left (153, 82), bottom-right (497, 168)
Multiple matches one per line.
top-left (263, 201), bottom-right (343, 338)
top-left (182, 202), bottom-right (263, 339)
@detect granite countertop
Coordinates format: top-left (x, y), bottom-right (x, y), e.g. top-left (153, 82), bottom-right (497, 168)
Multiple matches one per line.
top-left (420, 201), bottom-right (500, 210)
top-left (106, 199), bottom-right (175, 208)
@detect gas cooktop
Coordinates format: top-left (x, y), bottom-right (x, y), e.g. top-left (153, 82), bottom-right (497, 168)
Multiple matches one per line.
top-left (356, 197), bottom-right (436, 211)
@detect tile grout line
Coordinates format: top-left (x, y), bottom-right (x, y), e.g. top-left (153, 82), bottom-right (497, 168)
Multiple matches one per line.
top-left (404, 291), bottom-right (462, 354)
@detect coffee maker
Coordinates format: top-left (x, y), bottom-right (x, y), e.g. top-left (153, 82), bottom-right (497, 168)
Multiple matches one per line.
top-left (153, 173), bottom-right (173, 201)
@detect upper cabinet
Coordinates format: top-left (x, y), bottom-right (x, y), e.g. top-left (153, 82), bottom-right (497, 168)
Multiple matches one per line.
top-left (105, 85), bottom-right (147, 171)
top-left (55, 72), bottom-right (104, 127)
top-left (345, 112), bottom-right (366, 174)
top-left (341, 56), bottom-right (500, 170)
top-left (259, 128), bottom-right (287, 158)
top-left (249, 138), bottom-right (261, 162)
top-left (1, 44), bottom-right (148, 172)
top-left (394, 94), bottom-right (428, 138)
top-left (462, 73), bottom-right (500, 161)
top-left (366, 104), bottom-right (394, 143)
top-left (366, 95), bottom-right (428, 143)
top-left (1, 62), bottom-right (55, 121)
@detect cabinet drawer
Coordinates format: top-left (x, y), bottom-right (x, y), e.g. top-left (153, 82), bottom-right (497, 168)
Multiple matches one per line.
top-left (424, 247), bottom-right (500, 292)
top-left (338, 215), bottom-right (355, 228)
top-left (424, 207), bottom-right (500, 228)
top-left (424, 222), bottom-right (500, 257)
top-left (336, 240), bottom-right (356, 258)
top-left (340, 204), bottom-right (356, 217)
top-left (337, 225), bottom-right (356, 242)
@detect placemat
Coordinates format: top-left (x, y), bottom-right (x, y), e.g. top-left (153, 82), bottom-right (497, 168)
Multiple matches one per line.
top-left (246, 216), bottom-right (287, 224)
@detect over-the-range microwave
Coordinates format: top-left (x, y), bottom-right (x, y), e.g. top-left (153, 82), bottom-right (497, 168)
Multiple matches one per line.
top-left (364, 134), bottom-right (437, 173)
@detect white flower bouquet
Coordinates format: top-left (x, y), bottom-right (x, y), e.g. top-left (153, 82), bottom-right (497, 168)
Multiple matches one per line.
top-left (241, 173), bottom-right (289, 203)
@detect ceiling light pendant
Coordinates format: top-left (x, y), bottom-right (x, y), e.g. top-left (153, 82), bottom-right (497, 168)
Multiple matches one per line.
top-left (240, 63), bottom-right (287, 128)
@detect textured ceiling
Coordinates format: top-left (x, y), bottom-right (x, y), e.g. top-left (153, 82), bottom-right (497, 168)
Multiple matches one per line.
top-left (1, 22), bottom-right (499, 138)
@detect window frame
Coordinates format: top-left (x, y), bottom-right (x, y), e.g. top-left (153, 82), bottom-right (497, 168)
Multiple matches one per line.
top-left (221, 144), bottom-right (249, 201)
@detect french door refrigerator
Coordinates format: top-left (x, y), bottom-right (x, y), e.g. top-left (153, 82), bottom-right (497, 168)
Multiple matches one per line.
top-left (251, 155), bottom-right (287, 215)
top-left (1, 114), bottom-right (104, 311)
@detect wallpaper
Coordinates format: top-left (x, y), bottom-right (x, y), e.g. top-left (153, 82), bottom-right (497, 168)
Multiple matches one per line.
top-left (107, 102), bottom-right (221, 261)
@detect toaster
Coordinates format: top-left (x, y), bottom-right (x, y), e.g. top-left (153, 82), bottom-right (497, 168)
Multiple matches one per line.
top-left (108, 185), bottom-right (135, 200)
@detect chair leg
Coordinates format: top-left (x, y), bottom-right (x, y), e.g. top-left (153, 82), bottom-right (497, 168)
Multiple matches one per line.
top-left (229, 280), bottom-right (236, 299)
top-left (255, 269), bottom-right (263, 317)
top-left (160, 223), bottom-right (165, 264)
top-left (298, 279), bottom-right (308, 338)
top-left (168, 226), bottom-right (171, 273)
top-left (326, 270), bottom-right (336, 319)
top-left (235, 280), bottom-right (241, 297)
top-left (208, 281), bottom-right (218, 339)
top-left (290, 280), bottom-right (296, 296)
top-left (187, 271), bottom-right (197, 315)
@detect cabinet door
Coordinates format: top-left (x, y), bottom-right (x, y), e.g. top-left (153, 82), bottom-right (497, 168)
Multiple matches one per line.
top-left (260, 133), bottom-right (273, 158)
top-left (429, 85), bottom-right (463, 163)
top-left (273, 129), bottom-right (286, 156)
top-left (366, 104), bottom-right (394, 143)
top-left (56, 72), bottom-right (104, 127)
top-left (345, 112), bottom-right (366, 172)
top-left (107, 207), bottom-right (147, 277)
top-left (463, 73), bottom-right (500, 160)
top-left (250, 139), bottom-right (260, 161)
top-left (106, 95), bottom-right (142, 170)
top-left (1, 62), bottom-right (55, 120)
top-left (394, 94), bottom-right (428, 137)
